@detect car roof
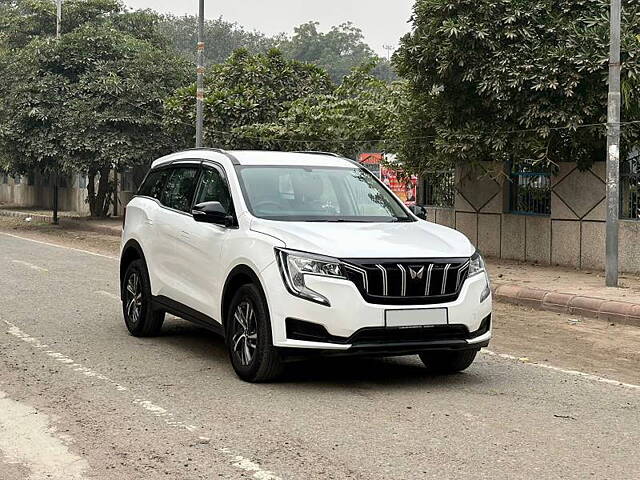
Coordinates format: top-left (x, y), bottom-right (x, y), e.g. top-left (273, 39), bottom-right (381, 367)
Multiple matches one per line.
top-left (151, 149), bottom-right (358, 169)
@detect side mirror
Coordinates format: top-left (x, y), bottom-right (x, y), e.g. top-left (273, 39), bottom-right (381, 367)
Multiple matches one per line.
top-left (409, 205), bottom-right (428, 220)
top-left (192, 201), bottom-right (234, 227)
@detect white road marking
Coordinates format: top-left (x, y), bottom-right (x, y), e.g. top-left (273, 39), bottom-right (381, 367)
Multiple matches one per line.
top-left (0, 391), bottom-right (89, 480)
top-left (0, 232), bottom-right (118, 260)
top-left (482, 349), bottom-right (640, 391)
top-left (220, 448), bottom-right (282, 480)
top-left (12, 259), bottom-right (49, 272)
top-left (95, 290), bottom-right (120, 301)
top-left (2, 319), bottom-right (284, 479)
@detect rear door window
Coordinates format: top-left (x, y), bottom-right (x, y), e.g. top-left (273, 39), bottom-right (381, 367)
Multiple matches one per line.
top-left (160, 166), bottom-right (200, 213)
top-left (138, 169), bottom-right (169, 200)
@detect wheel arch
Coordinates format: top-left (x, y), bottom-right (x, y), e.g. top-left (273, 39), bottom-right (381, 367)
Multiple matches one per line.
top-left (120, 239), bottom-right (147, 296)
top-left (221, 264), bottom-right (268, 328)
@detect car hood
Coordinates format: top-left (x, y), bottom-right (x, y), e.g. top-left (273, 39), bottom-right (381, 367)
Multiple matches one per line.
top-left (250, 218), bottom-right (474, 259)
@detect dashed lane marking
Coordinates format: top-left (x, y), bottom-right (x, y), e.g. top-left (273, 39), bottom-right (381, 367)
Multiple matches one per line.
top-left (0, 232), bottom-right (118, 260)
top-left (2, 319), bottom-right (283, 480)
top-left (95, 290), bottom-right (120, 301)
top-left (482, 349), bottom-right (640, 391)
top-left (12, 259), bottom-right (49, 272)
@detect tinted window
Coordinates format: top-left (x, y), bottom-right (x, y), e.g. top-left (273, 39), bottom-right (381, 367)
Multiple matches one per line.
top-left (138, 169), bottom-right (169, 199)
top-left (161, 167), bottom-right (200, 212)
top-left (194, 168), bottom-right (233, 213)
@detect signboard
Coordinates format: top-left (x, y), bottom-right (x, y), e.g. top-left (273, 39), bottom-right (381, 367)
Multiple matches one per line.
top-left (358, 153), bottom-right (417, 206)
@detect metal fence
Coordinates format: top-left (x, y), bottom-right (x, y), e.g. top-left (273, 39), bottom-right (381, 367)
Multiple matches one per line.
top-left (621, 153), bottom-right (640, 220)
top-left (508, 161), bottom-right (551, 216)
top-left (422, 171), bottom-right (455, 208)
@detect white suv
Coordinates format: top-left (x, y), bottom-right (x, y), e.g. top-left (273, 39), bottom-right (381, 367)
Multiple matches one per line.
top-left (120, 149), bottom-right (492, 382)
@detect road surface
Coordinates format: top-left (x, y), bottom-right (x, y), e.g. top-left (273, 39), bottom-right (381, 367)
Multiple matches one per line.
top-left (0, 232), bottom-right (638, 479)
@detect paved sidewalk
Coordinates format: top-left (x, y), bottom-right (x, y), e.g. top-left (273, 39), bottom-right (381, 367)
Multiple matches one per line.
top-left (488, 259), bottom-right (640, 326)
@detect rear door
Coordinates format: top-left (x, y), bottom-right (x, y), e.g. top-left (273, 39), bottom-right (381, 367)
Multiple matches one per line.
top-left (154, 163), bottom-right (201, 305)
top-left (175, 164), bottom-right (236, 321)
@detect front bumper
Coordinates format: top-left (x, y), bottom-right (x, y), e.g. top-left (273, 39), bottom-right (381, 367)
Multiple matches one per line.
top-left (261, 261), bottom-right (492, 353)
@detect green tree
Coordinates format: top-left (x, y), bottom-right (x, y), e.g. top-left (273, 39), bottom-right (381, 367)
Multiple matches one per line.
top-left (393, 0), bottom-right (640, 174)
top-left (280, 21), bottom-right (396, 83)
top-left (164, 49), bottom-right (333, 149)
top-left (0, 4), bottom-right (190, 216)
top-left (236, 63), bottom-right (399, 156)
top-left (156, 14), bottom-right (279, 66)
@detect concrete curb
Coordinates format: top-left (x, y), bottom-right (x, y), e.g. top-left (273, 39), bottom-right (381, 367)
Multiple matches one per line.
top-left (0, 209), bottom-right (121, 237)
top-left (493, 284), bottom-right (640, 327)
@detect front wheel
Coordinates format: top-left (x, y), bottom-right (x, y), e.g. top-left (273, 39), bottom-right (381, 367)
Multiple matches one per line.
top-left (419, 349), bottom-right (478, 374)
top-left (226, 284), bottom-right (283, 383)
top-left (122, 259), bottom-right (165, 337)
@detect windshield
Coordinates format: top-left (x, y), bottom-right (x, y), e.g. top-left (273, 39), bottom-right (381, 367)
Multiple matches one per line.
top-left (237, 166), bottom-right (413, 222)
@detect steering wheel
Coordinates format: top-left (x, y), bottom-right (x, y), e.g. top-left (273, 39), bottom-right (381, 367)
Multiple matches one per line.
top-left (254, 200), bottom-right (283, 211)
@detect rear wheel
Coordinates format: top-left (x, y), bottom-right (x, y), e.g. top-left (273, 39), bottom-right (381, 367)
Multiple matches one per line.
top-left (122, 259), bottom-right (165, 337)
top-left (419, 349), bottom-right (478, 374)
top-left (226, 284), bottom-right (283, 382)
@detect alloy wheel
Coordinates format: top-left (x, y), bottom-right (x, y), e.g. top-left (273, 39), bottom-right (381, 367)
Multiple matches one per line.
top-left (125, 271), bottom-right (143, 325)
top-left (231, 300), bottom-right (258, 366)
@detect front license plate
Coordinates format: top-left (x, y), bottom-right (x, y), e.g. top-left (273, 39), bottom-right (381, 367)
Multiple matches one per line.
top-left (385, 308), bottom-right (448, 328)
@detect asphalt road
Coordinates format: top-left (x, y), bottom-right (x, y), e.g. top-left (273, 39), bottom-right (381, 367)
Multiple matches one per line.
top-left (0, 232), bottom-right (638, 480)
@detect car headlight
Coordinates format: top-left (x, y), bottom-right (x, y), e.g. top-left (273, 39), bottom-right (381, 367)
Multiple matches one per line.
top-left (468, 250), bottom-right (486, 277)
top-left (469, 250), bottom-right (491, 302)
top-left (275, 248), bottom-right (346, 306)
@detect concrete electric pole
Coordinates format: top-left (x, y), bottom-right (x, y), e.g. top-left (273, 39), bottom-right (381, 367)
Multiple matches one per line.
top-left (605, 0), bottom-right (621, 287)
top-left (195, 0), bottom-right (205, 148)
top-left (53, 0), bottom-right (62, 225)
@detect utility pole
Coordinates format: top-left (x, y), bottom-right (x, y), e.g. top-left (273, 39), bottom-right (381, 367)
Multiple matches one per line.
top-left (195, 0), bottom-right (205, 148)
top-left (53, 0), bottom-right (62, 225)
top-left (605, 0), bottom-right (621, 287)
top-left (383, 44), bottom-right (394, 83)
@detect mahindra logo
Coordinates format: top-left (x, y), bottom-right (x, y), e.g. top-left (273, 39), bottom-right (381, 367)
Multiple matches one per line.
top-left (408, 266), bottom-right (425, 280)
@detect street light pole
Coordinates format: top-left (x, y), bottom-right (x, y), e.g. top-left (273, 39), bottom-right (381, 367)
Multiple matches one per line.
top-left (53, 0), bottom-right (62, 225)
top-left (605, 0), bottom-right (621, 287)
top-left (195, 0), bottom-right (205, 148)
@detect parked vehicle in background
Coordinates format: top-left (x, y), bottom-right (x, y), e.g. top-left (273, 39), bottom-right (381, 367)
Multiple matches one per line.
top-left (120, 150), bottom-right (492, 382)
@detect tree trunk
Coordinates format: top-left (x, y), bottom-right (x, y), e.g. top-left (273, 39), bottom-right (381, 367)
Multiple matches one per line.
top-left (87, 167), bottom-right (113, 217)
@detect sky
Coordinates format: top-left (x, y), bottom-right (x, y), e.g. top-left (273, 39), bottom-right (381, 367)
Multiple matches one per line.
top-left (124, 0), bottom-right (415, 56)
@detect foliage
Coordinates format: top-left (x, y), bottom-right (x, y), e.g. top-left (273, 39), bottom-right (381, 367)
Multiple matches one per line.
top-left (0, 2), bottom-right (190, 216)
top-left (394, 0), bottom-right (640, 173)
top-left (156, 14), bottom-right (279, 66)
top-left (280, 21), bottom-right (396, 83)
top-left (164, 49), bottom-right (334, 149)
top-left (235, 63), bottom-right (400, 156)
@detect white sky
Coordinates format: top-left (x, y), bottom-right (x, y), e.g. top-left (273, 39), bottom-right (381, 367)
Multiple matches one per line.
top-left (124, 0), bottom-right (415, 56)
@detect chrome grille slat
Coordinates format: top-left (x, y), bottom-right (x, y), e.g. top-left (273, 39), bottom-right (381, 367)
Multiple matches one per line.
top-left (441, 264), bottom-right (451, 295)
top-left (397, 264), bottom-right (407, 296)
top-left (375, 264), bottom-right (388, 296)
top-left (424, 264), bottom-right (434, 296)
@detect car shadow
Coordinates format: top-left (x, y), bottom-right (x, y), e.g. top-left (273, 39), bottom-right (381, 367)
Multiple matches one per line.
top-left (151, 318), bottom-right (486, 389)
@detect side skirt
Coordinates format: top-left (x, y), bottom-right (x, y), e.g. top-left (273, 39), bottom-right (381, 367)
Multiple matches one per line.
top-left (152, 295), bottom-right (225, 338)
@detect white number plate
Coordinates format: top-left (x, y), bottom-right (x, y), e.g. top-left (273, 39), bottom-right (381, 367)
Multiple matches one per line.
top-left (385, 308), bottom-right (448, 328)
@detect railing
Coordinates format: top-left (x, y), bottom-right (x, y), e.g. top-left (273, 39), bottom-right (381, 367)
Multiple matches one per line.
top-left (422, 171), bottom-right (455, 208)
top-left (508, 162), bottom-right (551, 216)
top-left (621, 153), bottom-right (640, 220)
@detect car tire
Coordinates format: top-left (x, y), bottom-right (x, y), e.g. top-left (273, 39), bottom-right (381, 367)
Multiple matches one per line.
top-left (419, 349), bottom-right (478, 374)
top-left (122, 259), bottom-right (165, 337)
top-left (226, 284), bottom-right (283, 383)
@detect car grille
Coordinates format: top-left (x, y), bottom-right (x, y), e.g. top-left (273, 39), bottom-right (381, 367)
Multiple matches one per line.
top-left (342, 258), bottom-right (470, 305)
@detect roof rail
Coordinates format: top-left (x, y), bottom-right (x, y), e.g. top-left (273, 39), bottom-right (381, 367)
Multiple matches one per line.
top-left (182, 147), bottom-right (240, 165)
top-left (293, 151), bottom-right (342, 158)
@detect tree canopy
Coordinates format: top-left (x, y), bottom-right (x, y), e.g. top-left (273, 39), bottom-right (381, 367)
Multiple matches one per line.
top-left (0, 0), bottom-right (190, 216)
top-left (279, 21), bottom-right (395, 83)
top-left (394, 0), bottom-right (640, 173)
